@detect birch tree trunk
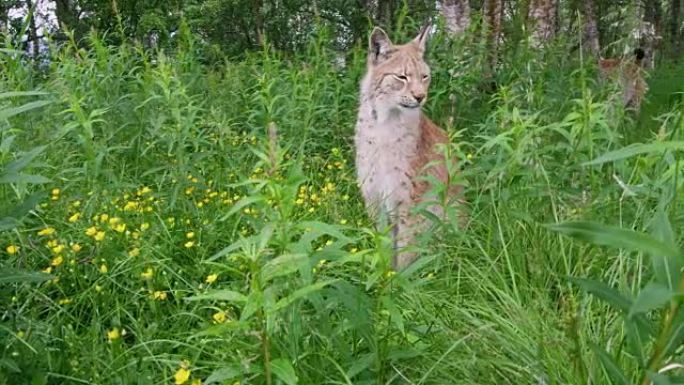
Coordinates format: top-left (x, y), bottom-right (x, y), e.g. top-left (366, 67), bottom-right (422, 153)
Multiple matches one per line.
top-left (581, 0), bottom-right (600, 56)
top-left (671, 0), bottom-right (681, 50)
top-left (483, 0), bottom-right (503, 86)
top-left (528, 0), bottom-right (557, 48)
top-left (440, 0), bottom-right (470, 35)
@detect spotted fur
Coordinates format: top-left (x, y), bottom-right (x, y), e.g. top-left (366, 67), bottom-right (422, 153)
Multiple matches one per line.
top-left (354, 26), bottom-right (464, 270)
top-left (599, 48), bottom-right (648, 112)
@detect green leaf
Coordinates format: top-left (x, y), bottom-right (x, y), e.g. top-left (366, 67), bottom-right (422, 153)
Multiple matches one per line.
top-left (0, 268), bottom-right (53, 284)
top-left (629, 283), bottom-right (675, 318)
top-left (272, 280), bottom-right (337, 313)
top-left (583, 142), bottom-right (684, 166)
top-left (204, 365), bottom-right (244, 384)
top-left (650, 209), bottom-right (682, 289)
top-left (219, 195), bottom-right (265, 221)
top-left (4, 146), bottom-right (46, 174)
top-left (346, 353), bottom-right (375, 379)
top-left (591, 343), bottom-right (630, 385)
top-left (184, 290), bottom-right (247, 303)
top-left (261, 253), bottom-right (307, 282)
top-left (268, 358), bottom-right (298, 385)
top-left (0, 100), bottom-right (52, 121)
top-left (240, 291), bottom-right (262, 322)
top-left (547, 221), bottom-right (682, 261)
top-left (569, 277), bottom-right (631, 312)
top-left (0, 173), bottom-right (51, 185)
top-left (0, 91), bottom-right (49, 99)
top-left (380, 296), bottom-right (405, 335)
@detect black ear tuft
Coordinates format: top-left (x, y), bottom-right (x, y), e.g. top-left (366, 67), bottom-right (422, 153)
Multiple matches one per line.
top-left (634, 48), bottom-right (645, 61)
top-left (369, 27), bottom-right (393, 65)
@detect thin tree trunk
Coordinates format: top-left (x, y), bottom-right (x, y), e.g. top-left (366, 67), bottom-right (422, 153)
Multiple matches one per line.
top-left (483, 0), bottom-right (503, 86)
top-left (377, 0), bottom-right (395, 28)
top-left (27, 0), bottom-right (39, 58)
top-left (670, 0), bottom-right (681, 50)
top-left (440, 0), bottom-right (470, 35)
top-left (581, 0), bottom-right (600, 56)
top-left (642, 0), bottom-right (663, 68)
top-left (528, 0), bottom-right (557, 48)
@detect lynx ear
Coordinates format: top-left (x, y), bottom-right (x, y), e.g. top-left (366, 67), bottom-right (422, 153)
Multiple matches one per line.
top-left (413, 23), bottom-right (432, 53)
top-left (369, 27), bottom-right (393, 65)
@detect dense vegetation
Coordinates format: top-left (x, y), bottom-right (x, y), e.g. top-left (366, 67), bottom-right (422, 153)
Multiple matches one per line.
top-left (1, 1), bottom-right (684, 384)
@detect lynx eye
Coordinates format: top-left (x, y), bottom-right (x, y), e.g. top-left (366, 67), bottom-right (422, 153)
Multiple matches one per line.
top-left (422, 74), bottom-right (430, 80)
top-left (394, 74), bottom-right (408, 81)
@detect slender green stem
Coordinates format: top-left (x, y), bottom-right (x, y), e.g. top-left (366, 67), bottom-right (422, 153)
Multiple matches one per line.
top-left (640, 272), bottom-right (684, 385)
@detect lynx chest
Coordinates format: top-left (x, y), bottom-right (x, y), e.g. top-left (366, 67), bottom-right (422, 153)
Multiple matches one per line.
top-left (354, 117), bottom-right (420, 216)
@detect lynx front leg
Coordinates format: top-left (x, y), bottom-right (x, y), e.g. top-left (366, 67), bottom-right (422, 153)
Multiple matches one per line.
top-left (392, 209), bottom-right (424, 270)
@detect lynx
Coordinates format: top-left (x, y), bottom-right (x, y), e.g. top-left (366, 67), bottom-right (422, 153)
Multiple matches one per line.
top-left (599, 48), bottom-right (648, 112)
top-left (354, 26), bottom-right (464, 270)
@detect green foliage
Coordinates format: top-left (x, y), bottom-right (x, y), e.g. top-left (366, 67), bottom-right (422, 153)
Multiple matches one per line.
top-left (0, 22), bottom-right (683, 385)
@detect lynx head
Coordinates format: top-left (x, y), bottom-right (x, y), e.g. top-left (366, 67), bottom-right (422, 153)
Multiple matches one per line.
top-left (365, 25), bottom-right (432, 114)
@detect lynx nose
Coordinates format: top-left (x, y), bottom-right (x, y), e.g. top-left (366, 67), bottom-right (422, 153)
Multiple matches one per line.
top-left (413, 93), bottom-right (426, 103)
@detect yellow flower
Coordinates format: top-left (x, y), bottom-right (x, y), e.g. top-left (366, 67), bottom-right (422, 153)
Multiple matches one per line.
top-left (184, 241), bottom-right (195, 248)
top-left (86, 226), bottom-right (98, 236)
top-left (141, 267), bottom-right (154, 280)
top-left (140, 186), bottom-right (152, 195)
top-left (153, 291), bottom-right (167, 300)
top-left (47, 239), bottom-right (58, 248)
top-left (99, 213), bottom-right (109, 222)
top-left (191, 379), bottom-right (202, 385)
top-left (37, 227), bottom-right (56, 236)
top-left (94, 231), bottom-right (106, 241)
top-left (186, 232), bottom-right (195, 239)
top-left (212, 311), bottom-right (227, 324)
top-left (51, 188), bottom-right (60, 196)
top-left (71, 243), bottom-right (82, 253)
top-left (339, 219), bottom-right (348, 225)
top-left (58, 298), bottom-right (72, 305)
top-left (95, 284), bottom-right (103, 292)
top-left (140, 222), bottom-right (150, 231)
top-left (99, 264), bottom-right (108, 274)
top-left (71, 200), bottom-right (81, 207)
top-left (108, 217), bottom-right (121, 226)
top-left (131, 231), bottom-right (140, 239)
top-left (113, 223), bottom-right (126, 233)
top-left (205, 273), bottom-right (218, 284)
top-left (123, 201), bottom-right (139, 211)
top-left (128, 247), bottom-right (140, 257)
top-left (6, 245), bottom-right (19, 254)
top-left (52, 244), bottom-right (65, 255)
top-left (51, 255), bottom-right (64, 267)
top-left (107, 328), bottom-right (120, 342)
top-left (68, 213), bottom-right (81, 223)
top-left (42, 266), bottom-right (53, 274)
top-left (174, 367), bottom-right (191, 385)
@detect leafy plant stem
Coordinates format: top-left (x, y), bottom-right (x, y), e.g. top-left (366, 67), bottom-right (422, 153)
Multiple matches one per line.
top-left (640, 272), bottom-right (684, 385)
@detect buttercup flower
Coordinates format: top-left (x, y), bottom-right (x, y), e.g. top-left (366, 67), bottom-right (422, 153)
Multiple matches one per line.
top-left (68, 213), bottom-right (81, 223)
top-left (212, 311), bottom-right (227, 324)
top-left (186, 232), bottom-right (195, 239)
top-left (51, 244), bottom-right (65, 254)
top-left (184, 241), bottom-right (194, 248)
top-left (85, 226), bottom-right (98, 236)
top-left (140, 222), bottom-right (150, 231)
top-left (113, 223), bottom-right (126, 233)
top-left (174, 362), bottom-right (191, 385)
top-left (37, 227), bottom-right (56, 236)
top-left (99, 264), bottom-right (108, 274)
top-left (153, 291), bottom-right (167, 300)
top-left (94, 231), bottom-right (106, 241)
top-left (51, 255), bottom-right (64, 267)
top-left (107, 328), bottom-right (120, 342)
top-left (71, 243), bottom-right (82, 253)
top-left (6, 245), bottom-right (19, 254)
top-left (128, 247), bottom-right (140, 257)
top-left (205, 273), bottom-right (218, 284)
top-left (141, 267), bottom-right (154, 280)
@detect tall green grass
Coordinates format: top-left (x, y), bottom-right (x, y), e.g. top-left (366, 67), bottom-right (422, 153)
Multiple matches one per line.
top-left (1, 23), bottom-right (683, 385)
